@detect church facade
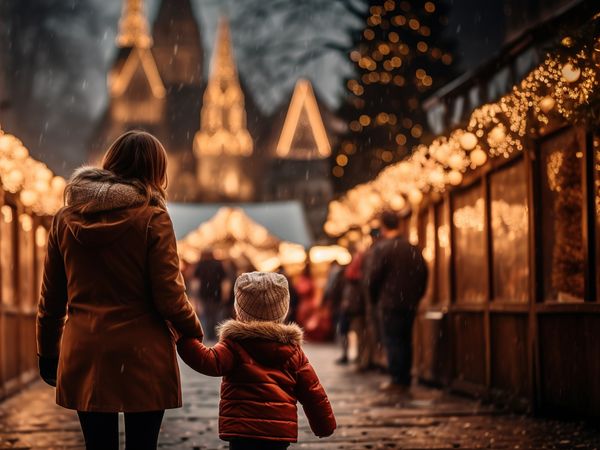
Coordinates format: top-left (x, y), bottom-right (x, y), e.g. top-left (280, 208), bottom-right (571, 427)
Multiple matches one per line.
top-left (89, 0), bottom-right (334, 237)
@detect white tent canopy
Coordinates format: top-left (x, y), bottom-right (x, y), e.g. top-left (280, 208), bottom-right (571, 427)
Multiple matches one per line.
top-left (168, 201), bottom-right (313, 247)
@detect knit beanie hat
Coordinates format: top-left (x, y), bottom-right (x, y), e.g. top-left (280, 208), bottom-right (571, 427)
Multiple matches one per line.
top-left (234, 272), bottom-right (290, 323)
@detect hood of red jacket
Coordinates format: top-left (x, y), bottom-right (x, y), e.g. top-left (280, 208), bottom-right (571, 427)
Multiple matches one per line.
top-left (218, 319), bottom-right (303, 367)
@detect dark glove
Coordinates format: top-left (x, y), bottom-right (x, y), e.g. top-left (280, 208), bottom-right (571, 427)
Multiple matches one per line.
top-left (38, 355), bottom-right (58, 387)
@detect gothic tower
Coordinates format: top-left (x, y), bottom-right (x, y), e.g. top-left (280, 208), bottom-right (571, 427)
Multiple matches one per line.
top-left (90, 0), bottom-right (205, 201)
top-left (193, 18), bottom-right (255, 202)
top-left (89, 0), bottom-right (166, 164)
top-left (265, 79), bottom-right (334, 238)
top-left (152, 0), bottom-right (204, 201)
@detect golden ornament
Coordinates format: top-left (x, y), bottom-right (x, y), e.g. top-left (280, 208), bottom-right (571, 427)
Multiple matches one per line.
top-left (539, 96), bottom-right (555, 114)
top-left (561, 63), bottom-right (581, 83)
top-left (561, 36), bottom-right (574, 48)
top-left (459, 132), bottom-right (478, 151)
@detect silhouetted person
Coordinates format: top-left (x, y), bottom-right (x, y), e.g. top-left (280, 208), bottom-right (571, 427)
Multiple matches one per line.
top-left (365, 210), bottom-right (428, 393)
top-left (321, 261), bottom-right (347, 362)
top-left (194, 249), bottom-right (226, 340)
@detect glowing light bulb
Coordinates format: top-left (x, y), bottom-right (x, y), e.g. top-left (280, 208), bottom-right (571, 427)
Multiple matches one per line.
top-left (459, 132), bottom-right (478, 151)
top-left (470, 148), bottom-right (487, 167)
top-left (561, 63), bottom-right (581, 83)
top-left (408, 189), bottom-right (423, 205)
top-left (539, 96), bottom-right (555, 114)
top-left (448, 170), bottom-right (463, 186)
top-left (487, 125), bottom-right (506, 147)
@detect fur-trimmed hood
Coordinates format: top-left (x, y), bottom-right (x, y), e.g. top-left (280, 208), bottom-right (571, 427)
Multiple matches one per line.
top-left (65, 166), bottom-right (165, 213)
top-left (218, 319), bottom-right (303, 345)
top-left (61, 166), bottom-right (166, 247)
top-left (217, 320), bottom-right (304, 367)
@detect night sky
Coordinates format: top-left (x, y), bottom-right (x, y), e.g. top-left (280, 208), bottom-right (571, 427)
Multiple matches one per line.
top-left (4, 0), bottom-right (508, 176)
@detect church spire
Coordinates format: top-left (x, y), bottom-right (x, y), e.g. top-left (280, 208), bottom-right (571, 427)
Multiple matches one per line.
top-left (276, 79), bottom-right (331, 159)
top-left (109, 0), bottom-right (165, 99)
top-left (116, 0), bottom-right (152, 49)
top-left (194, 17), bottom-right (253, 157)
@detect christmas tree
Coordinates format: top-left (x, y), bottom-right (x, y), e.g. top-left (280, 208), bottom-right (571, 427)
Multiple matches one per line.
top-left (334, 0), bottom-right (457, 190)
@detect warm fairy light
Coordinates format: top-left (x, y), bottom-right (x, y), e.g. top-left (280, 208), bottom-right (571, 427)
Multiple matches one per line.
top-left (116, 0), bottom-right (152, 49)
top-left (276, 79), bottom-right (331, 159)
top-left (109, 48), bottom-right (166, 99)
top-left (19, 214), bottom-right (33, 232)
top-left (194, 18), bottom-right (253, 158)
top-left (325, 29), bottom-right (600, 238)
top-left (109, 0), bottom-right (164, 99)
top-left (0, 128), bottom-right (65, 215)
top-left (453, 198), bottom-right (485, 231)
top-left (539, 96), bottom-right (556, 114)
top-left (309, 245), bottom-right (352, 265)
top-left (561, 62), bottom-right (581, 83)
top-left (36, 226), bottom-right (48, 248)
top-left (459, 132), bottom-right (478, 151)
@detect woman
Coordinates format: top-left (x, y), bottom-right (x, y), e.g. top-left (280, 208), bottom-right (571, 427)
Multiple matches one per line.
top-left (36, 130), bottom-right (203, 449)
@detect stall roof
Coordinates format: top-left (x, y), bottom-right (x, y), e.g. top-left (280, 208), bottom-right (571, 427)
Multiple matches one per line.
top-left (168, 201), bottom-right (313, 248)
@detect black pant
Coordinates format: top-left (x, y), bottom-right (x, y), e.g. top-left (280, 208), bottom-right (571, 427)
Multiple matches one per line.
top-left (379, 309), bottom-right (416, 386)
top-left (229, 438), bottom-right (290, 450)
top-left (77, 410), bottom-right (164, 450)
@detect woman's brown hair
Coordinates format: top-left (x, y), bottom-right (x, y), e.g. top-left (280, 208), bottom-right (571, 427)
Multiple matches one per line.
top-left (102, 130), bottom-right (168, 200)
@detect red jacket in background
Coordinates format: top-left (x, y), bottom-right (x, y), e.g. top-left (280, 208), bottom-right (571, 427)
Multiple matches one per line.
top-left (177, 320), bottom-right (336, 443)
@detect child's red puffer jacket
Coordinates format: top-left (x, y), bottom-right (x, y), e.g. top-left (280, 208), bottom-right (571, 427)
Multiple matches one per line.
top-left (177, 319), bottom-right (336, 443)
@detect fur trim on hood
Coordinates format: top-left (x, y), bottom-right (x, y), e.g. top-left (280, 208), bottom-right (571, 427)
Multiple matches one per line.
top-left (218, 319), bottom-right (303, 346)
top-left (65, 166), bottom-right (165, 213)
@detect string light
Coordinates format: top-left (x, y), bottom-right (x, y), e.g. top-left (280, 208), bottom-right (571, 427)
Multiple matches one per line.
top-left (326, 24), bottom-right (600, 237)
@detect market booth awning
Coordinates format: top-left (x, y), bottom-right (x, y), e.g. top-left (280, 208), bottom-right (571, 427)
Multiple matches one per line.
top-left (168, 201), bottom-right (313, 246)
top-left (169, 201), bottom-right (314, 272)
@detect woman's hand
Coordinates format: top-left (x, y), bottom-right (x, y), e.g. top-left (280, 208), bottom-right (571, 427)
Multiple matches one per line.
top-left (38, 355), bottom-right (59, 387)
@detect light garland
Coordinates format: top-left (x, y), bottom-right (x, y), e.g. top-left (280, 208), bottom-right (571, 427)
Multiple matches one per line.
top-left (0, 128), bottom-right (65, 215)
top-left (325, 18), bottom-right (600, 238)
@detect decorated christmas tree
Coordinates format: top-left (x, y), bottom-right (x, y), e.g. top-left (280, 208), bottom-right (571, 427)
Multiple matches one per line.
top-left (334, 0), bottom-right (457, 190)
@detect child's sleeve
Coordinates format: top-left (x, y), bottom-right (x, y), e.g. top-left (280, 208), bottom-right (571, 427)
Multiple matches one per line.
top-left (177, 338), bottom-right (236, 376)
top-left (294, 349), bottom-right (337, 438)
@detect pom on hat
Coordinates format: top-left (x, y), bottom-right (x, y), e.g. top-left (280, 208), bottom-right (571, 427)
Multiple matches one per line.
top-left (234, 272), bottom-right (290, 323)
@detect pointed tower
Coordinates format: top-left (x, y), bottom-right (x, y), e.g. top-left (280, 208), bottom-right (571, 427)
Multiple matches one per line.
top-left (265, 79), bottom-right (334, 238)
top-left (193, 18), bottom-right (255, 202)
top-left (108, 0), bottom-right (165, 116)
top-left (152, 0), bottom-right (203, 87)
top-left (276, 79), bottom-right (331, 160)
top-left (152, 0), bottom-right (204, 201)
top-left (89, 0), bottom-right (166, 164)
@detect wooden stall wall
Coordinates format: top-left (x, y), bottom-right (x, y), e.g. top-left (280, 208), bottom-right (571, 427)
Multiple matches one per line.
top-left (0, 192), bottom-right (48, 398)
top-left (414, 126), bottom-right (600, 416)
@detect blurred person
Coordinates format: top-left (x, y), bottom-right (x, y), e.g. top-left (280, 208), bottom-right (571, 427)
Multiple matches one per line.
top-left (221, 259), bottom-right (239, 321)
top-left (294, 263), bottom-right (316, 328)
top-left (277, 266), bottom-right (300, 323)
top-left (295, 264), bottom-right (332, 341)
top-left (359, 228), bottom-right (385, 372)
top-left (194, 249), bottom-right (227, 340)
top-left (365, 210), bottom-right (428, 393)
top-left (37, 130), bottom-right (202, 450)
top-left (177, 272), bottom-right (336, 449)
top-left (341, 250), bottom-right (370, 367)
top-left (321, 261), bottom-right (347, 362)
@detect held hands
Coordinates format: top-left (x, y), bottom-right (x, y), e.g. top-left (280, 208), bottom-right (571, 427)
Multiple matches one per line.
top-left (38, 355), bottom-right (59, 387)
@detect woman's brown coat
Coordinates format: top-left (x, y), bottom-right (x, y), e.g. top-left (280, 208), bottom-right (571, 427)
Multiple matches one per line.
top-left (36, 167), bottom-right (203, 412)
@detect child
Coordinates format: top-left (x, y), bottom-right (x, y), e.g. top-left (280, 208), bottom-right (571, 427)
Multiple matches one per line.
top-left (177, 271), bottom-right (336, 450)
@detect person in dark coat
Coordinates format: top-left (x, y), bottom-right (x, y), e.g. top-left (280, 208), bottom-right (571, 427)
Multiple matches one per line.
top-left (194, 249), bottom-right (227, 340)
top-left (365, 210), bottom-right (428, 392)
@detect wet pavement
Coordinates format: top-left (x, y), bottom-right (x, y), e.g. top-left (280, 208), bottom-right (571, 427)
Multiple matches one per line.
top-left (0, 344), bottom-right (598, 449)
